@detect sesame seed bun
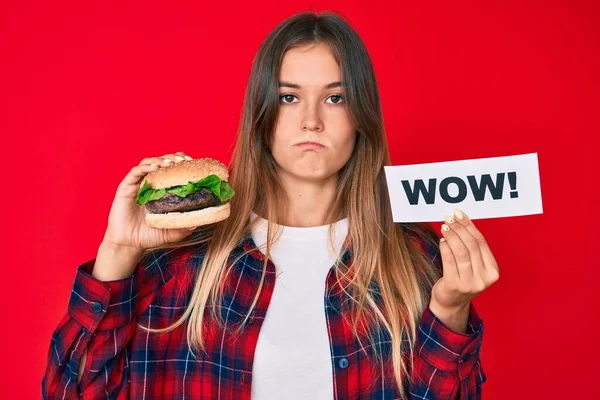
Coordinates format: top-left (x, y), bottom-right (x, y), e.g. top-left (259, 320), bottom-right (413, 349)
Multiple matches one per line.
top-left (141, 157), bottom-right (229, 189)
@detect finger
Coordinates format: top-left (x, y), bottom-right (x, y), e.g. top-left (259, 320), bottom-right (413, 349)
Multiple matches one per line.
top-left (140, 153), bottom-right (190, 168)
top-left (163, 227), bottom-right (198, 243)
top-left (120, 164), bottom-right (159, 187)
top-left (139, 157), bottom-right (170, 166)
top-left (453, 208), bottom-right (499, 275)
top-left (175, 151), bottom-right (194, 160)
top-left (160, 152), bottom-right (194, 163)
top-left (439, 237), bottom-right (460, 281)
top-left (440, 222), bottom-right (473, 281)
top-left (443, 214), bottom-right (486, 278)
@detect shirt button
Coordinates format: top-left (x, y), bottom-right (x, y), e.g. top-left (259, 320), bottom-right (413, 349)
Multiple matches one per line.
top-left (91, 302), bottom-right (103, 313)
top-left (338, 358), bottom-right (349, 369)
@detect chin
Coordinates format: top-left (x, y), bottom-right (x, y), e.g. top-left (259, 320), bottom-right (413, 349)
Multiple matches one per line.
top-left (287, 167), bottom-right (337, 182)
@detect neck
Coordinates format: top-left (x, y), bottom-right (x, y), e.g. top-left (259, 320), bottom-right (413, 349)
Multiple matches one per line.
top-left (256, 171), bottom-right (339, 227)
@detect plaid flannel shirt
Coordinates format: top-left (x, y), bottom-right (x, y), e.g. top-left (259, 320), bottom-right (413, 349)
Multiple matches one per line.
top-left (42, 223), bottom-right (486, 399)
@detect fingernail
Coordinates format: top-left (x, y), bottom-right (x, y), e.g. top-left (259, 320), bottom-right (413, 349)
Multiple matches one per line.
top-left (163, 159), bottom-right (173, 163)
top-left (454, 208), bottom-right (464, 220)
top-left (184, 156), bottom-right (193, 161)
top-left (150, 163), bottom-right (159, 167)
top-left (440, 238), bottom-right (446, 242)
top-left (444, 215), bottom-right (454, 224)
top-left (174, 156), bottom-right (185, 161)
top-left (441, 224), bottom-right (450, 232)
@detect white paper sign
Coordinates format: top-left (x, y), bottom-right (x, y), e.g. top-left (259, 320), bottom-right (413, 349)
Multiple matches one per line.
top-left (383, 153), bottom-right (543, 222)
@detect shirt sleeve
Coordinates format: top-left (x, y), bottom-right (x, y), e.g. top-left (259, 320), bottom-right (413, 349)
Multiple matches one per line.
top-left (41, 258), bottom-right (143, 399)
top-left (409, 302), bottom-right (486, 399)
top-left (402, 222), bottom-right (487, 399)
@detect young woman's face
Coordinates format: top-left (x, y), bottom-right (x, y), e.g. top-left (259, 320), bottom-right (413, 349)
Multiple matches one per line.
top-left (270, 43), bottom-right (356, 183)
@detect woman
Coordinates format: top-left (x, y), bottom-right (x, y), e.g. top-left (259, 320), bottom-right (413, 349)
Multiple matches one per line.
top-left (42, 11), bottom-right (498, 399)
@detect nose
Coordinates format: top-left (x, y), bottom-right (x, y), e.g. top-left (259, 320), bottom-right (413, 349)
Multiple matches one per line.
top-left (301, 105), bottom-right (323, 132)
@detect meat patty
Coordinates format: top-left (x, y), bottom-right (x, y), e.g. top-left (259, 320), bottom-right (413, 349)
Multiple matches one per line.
top-left (145, 188), bottom-right (222, 214)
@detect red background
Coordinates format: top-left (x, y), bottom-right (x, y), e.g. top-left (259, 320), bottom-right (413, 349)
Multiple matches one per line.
top-left (1, 1), bottom-right (598, 398)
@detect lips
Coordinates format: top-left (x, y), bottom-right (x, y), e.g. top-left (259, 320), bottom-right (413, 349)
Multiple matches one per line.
top-left (296, 141), bottom-right (325, 150)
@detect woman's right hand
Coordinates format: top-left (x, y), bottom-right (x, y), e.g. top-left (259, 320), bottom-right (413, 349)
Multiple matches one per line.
top-left (102, 151), bottom-right (200, 253)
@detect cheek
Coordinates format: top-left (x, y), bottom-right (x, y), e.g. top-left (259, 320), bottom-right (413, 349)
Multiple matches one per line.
top-left (270, 125), bottom-right (293, 156)
top-left (332, 117), bottom-right (357, 154)
top-left (334, 131), bottom-right (357, 164)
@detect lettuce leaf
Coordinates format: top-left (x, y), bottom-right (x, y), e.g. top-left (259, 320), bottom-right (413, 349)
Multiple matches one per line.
top-left (136, 174), bottom-right (235, 206)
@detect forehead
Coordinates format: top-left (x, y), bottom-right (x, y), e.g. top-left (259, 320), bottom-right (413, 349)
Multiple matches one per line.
top-left (279, 43), bottom-right (341, 87)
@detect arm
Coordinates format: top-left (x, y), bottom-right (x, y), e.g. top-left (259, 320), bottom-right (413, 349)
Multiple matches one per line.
top-left (41, 257), bottom-right (141, 399)
top-left (401, 213), bottom-right (494, 399)
top-left (42, 242), bottom-right (202, 399)
top-left (41, 241), bottom-right (177, 399)
top-left (409, 303), bottom-right (486, 399)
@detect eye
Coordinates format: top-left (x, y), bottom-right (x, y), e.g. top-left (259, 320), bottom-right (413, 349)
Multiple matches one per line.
top-left (326, 94), bottom-right (344, 104)
top-left (279, 94), bottom-right (298, 104)
top-left (278, 94), bottom-right (345, 105)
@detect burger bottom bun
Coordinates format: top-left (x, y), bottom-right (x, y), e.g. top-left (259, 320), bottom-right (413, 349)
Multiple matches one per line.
top-left (145, 203), bottom-right (231, 229)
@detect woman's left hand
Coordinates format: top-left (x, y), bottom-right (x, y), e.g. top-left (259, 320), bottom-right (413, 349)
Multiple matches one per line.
top-left (429, 208), bottom-right (500, 333)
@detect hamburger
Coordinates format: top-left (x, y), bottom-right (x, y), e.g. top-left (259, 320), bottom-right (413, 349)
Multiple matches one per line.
top-left (136, 157), bottom-right (235, 229)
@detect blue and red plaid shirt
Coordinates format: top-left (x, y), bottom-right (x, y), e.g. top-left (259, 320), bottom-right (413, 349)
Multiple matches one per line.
top-left (42, 223), bottom-right (486, 399)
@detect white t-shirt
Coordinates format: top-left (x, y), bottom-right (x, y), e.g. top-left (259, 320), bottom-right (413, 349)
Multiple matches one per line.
top-left (249, 211), bottom-right (350, 400)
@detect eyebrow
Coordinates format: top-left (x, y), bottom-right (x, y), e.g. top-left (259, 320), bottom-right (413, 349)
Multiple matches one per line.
top-left (278, 81), bottom-right (344, 89)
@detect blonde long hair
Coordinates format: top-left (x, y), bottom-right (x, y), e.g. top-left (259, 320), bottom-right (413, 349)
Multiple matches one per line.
top-left (137, 11), bottom-right (440, 398)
